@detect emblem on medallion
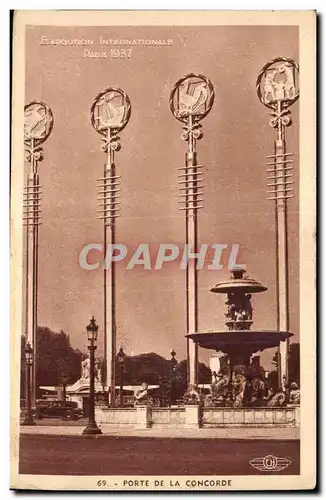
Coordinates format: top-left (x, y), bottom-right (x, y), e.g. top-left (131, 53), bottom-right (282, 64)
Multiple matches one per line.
top-left (250, 454), bottom-right (291, 472)
top-left (170, 73), bottom-right (214, 122)
top-left (24, 101), bottom-right (53, 145)
top-left (91, 88), bottom-right (131, 135)
top-left (256, 57), bottom-right (299, 109)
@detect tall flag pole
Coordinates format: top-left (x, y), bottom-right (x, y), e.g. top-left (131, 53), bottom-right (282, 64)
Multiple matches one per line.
top-left (256, 58), bottom-right (299, 390)
top-left (90, 88), bottom-right (131, 406)
top-left (23, 101), bottom-right (54, 407)
top-left (170, 74), bottom-right (214, 387)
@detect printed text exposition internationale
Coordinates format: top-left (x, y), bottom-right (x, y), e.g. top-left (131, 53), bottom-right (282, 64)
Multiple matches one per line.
top-left (40, 36), bottom-right (174, 46)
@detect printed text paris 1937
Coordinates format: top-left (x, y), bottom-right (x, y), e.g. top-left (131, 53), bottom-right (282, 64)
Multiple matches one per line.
top-left (40, 35), bottom-right (174, 59)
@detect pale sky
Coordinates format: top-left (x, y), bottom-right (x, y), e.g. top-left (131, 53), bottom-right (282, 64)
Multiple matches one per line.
top-left (24, 25), bottom-right (299, 369)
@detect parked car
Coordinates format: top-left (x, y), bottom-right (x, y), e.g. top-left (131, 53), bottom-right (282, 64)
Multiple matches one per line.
top-left (35, 400), bottom-right (83, 420)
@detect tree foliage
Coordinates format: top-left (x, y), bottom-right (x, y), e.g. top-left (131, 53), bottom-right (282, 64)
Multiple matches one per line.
top-left (269, 342), bottom-right (300, 389)
top-left (115, 354), bottom-right (211, 402)
top-left (20, 329), bottom-right (212, 400)
top-left (20, 327), bottom-right (82, 397)
top-left (178, 359), bottom-right (212, 385)
top-left (118, 352), bottom-right (176, 385)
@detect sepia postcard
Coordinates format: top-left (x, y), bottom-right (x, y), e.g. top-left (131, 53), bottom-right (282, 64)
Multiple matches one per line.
top-left (10, 10), bottom-right (316, 491)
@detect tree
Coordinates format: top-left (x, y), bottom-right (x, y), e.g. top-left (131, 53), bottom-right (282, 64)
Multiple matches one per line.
top-left (267, 370), bottom-right (278, 393)
top-left (287, 343), bottom-right (300, 384)
top-left (20, 339), bottom-right (212, 401)
top-left (36, 327), bottom-right (82, 387)
top-left (113, 353), bottom-right (211, 397)
top-left (20, 326), bottom-right (82, 398)
top-left (270, 342), bottom-right (300, 388)
top-left (119, 353), bottom-right (170, 385)
top-left (178, 360), bottom-right (212, 385)
top-left (198, 362), bottom-right (213, 384)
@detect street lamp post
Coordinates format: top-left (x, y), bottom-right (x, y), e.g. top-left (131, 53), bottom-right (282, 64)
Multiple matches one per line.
top-left (170, 349), bottom-right (177, 407)
top-left (83, 317), bottom-right (102, 435)
top-left (61, 374), bottom-right (69, 402)
top-left (22, 342), bottom-right (36, 426)
top-left (117, 347), bottom-right (125, 408)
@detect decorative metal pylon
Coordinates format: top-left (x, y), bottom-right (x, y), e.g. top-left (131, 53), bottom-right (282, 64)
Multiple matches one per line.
top-left (23, 101), bottom-right (53, 407)
top-left (256, 57), bottom-right (299, 390)
top-left (90, 87), bottom-right (131, 406)
top-left (170, 73), bottom-right (214, 387)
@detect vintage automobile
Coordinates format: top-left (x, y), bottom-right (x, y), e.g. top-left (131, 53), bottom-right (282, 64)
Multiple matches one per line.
top-left (34, 400), bottom-right (83, 420)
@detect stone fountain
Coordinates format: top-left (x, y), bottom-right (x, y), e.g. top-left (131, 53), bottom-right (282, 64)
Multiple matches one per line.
top-left (187, 268), bottom-right (292, 407)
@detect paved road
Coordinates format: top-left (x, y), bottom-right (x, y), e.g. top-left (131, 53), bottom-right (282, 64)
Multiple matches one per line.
top-left (19, 435), bottom-right (300, 476)
top-left (19, 422), bottom-right (300, 440)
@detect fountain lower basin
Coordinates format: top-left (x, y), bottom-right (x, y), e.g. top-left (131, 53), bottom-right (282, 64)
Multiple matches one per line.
top-left (187, 330), bottom-right (292, 354)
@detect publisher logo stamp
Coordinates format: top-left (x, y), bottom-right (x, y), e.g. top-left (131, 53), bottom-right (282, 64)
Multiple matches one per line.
top-left (249, 455), bottom-right (291, 472)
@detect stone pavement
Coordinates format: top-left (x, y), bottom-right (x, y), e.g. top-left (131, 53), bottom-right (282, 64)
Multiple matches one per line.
top-left (19, 424), bottom-right (300, 440)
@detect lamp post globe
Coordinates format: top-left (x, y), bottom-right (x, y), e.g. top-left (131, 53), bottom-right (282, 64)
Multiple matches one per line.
top-left (82, 317), bottom-right (102, 435)
top-left (86, 315), bottom-right (98, 344)
top-left (117, 346), bottom-right (125, 365)
top-left (25, 342), bottom-right (33, 364)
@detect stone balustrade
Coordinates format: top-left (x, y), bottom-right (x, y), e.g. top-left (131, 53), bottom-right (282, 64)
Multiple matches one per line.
top-left (151, 408), bottom-right (186, 427)
top-left (202, 406), bottom-right (299, 427)
top-left (95, 405), bottom-right (300, 430)
top-left (95, 407), bottom-right (138, 427)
